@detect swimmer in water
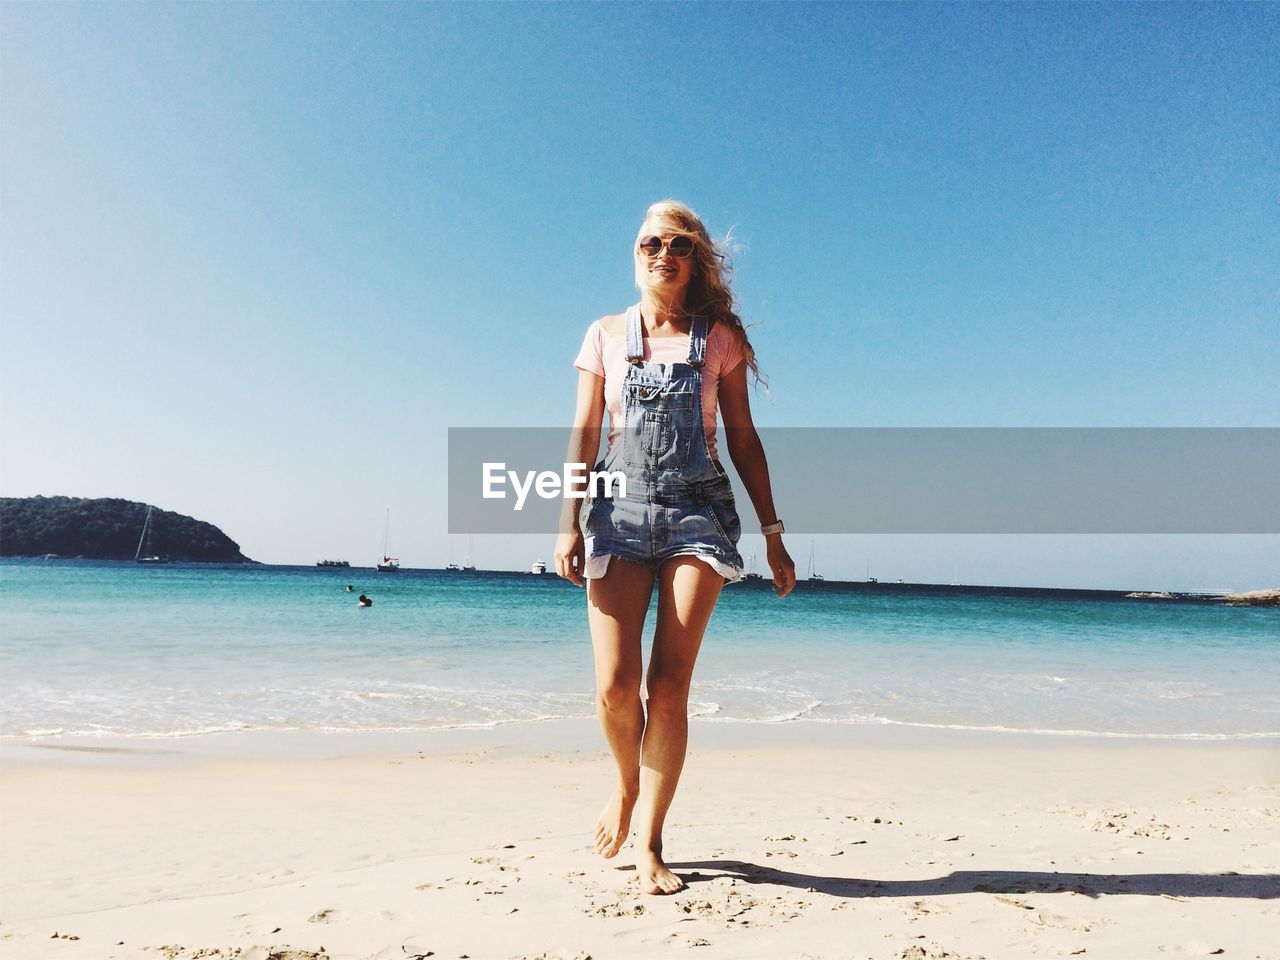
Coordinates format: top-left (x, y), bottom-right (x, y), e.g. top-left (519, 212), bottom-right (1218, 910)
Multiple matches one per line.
top-left (357, 593), bottom-right (373, 607)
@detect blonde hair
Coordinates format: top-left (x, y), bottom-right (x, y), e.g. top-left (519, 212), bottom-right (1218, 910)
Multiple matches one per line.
top-left (635, 199), bottom-right (765, 389)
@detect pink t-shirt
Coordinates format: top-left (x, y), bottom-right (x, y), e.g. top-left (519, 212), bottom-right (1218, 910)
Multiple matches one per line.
top-left (573, 317), bottom-right (746, 462)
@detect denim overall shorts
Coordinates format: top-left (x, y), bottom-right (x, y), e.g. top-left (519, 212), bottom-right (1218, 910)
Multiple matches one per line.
top-left (580, 303), bottom-right (745, 582)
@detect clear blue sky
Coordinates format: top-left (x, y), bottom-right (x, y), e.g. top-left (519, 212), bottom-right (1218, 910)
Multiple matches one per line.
top-left (2, 3), bottom-right (1276, 589)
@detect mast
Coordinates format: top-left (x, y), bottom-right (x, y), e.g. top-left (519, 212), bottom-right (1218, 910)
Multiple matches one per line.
top-left (135, 506), bottom-right (152, 560)
top-left (807, 539), bottom-right (825, 581)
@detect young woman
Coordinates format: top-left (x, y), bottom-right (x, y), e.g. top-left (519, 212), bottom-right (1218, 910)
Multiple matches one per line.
top-left (555, 200), bottom-right (796, 895)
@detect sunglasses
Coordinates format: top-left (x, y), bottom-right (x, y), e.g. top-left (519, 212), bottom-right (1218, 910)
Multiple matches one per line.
top-left (637, 234), bottom-right (696, 258)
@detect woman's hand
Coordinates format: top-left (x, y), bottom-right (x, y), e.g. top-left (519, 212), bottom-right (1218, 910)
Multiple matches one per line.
top-left (555, 529), bottom-right (586, 587)
top-left (765, 535), bottom-right (796, 598)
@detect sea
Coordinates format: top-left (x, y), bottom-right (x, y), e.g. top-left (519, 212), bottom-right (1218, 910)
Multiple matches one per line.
top-left (1, 559), bottom-right (1277, 742)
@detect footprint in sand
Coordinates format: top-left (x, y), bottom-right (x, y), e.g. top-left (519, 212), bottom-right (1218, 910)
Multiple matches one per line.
top-left (586, 899), bottom-right (646, 918)
top-left (675, 889), bottom-right (761, 925)
top-left (899, 942), bottom-right (973, 960)
top-left (677, 899), bottom-right (718, 919)
top-left (470, 855), bottom-right (521, 876)
top-left (307, 909), bottom-right (337, 923)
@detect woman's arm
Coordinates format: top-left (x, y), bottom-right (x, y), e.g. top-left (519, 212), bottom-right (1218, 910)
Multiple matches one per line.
top-left (554, 368), bottom-right (606, 586)
top-left (718, 360), bottom-right (796, 597)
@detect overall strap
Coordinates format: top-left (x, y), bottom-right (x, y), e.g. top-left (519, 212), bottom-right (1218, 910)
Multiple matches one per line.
top-left (686, 314), bottom-right (708, 368)
top-left (625, 303), bottom-right (644, 364)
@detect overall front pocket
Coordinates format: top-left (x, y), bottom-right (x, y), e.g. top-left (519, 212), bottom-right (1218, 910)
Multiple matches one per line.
top-left (641, 410), bottom-right (673, 458)
top-left (623, 386), bottom-right (693, 470)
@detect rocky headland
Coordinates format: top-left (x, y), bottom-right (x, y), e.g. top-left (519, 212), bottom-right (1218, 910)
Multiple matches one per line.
top-left (0, 496), bottom-right (255, 563)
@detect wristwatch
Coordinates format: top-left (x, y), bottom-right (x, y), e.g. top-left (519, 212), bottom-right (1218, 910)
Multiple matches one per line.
top-left (760, 519), bottom-right (784, 536)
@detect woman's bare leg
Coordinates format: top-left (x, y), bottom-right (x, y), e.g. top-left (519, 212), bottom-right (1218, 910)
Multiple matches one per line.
top-left (586, 556), bottom-right (656, 858)
top-left (634, 556), bottom-right (724, 893)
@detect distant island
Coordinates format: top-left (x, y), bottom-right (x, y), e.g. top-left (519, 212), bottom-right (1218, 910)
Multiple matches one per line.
top-left (0, 496), bottom-right (256, 563)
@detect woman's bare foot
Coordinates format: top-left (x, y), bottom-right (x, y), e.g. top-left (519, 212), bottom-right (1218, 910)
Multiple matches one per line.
top-left (637, 846), bottom-right (685, 895)
top-left (593, 785), bottom-right (637, 859)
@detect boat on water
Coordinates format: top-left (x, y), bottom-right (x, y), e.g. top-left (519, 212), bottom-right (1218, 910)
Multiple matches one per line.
top-left (739, 551), bottom-right (764, 582)
top-left (530, 559), bottom-right (547, 574)
top-left (376, 509), bottom-right (400, 572)
top-left (134, 505), bottom-right (170, 564)
top-left (445, 535), bottom-right (477, 571)
top-left (316, 559), bottom-right (350, 568)
top-left (807, 540), bottom-right (825, 583)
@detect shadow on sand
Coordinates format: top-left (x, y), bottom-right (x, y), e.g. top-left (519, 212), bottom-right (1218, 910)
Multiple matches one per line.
top-left (665, 859), bottom-right (1280, 900)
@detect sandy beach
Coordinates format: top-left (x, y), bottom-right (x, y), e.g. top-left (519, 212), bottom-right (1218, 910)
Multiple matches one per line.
top-left (1, 722), bottom-right (1277, 960)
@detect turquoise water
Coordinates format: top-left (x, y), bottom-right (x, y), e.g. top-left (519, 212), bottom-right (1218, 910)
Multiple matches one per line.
top-left (1, 559), bottom-right (1276, 740)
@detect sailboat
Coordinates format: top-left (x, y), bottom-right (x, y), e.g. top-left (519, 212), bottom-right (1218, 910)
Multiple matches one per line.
top-left (807, 540), bottom-right (825, 582)
top-left (376, 509), bottom-right (400, 572)
top-left (742, 550), bottom-right (763, 581)
top-left (461, 532), bottom-right (476, 572)
top-left (134, 505), bottom-right (170, 564)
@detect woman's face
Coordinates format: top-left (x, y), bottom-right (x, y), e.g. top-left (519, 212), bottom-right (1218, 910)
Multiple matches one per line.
top-left (634, 217), bottom-right (697, 299)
